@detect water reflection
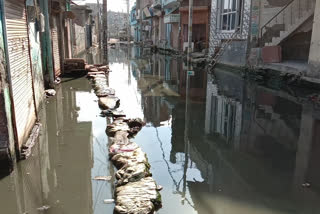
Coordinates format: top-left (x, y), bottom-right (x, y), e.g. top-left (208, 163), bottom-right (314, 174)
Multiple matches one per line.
top-left (1, 47), bottom-right (320, 214)
top-left (111, 47), bottom-right (320, 214)
top-left (0, 72), bottom-right (115, 213)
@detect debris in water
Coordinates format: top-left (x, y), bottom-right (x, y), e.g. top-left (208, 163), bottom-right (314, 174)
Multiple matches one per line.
top-left (54, 77), bottom-right (61, 84)
top-left (98, 96), bottom-right (120, 110)
top-left (103, 199), bottom-right (115, 204)
top-left (37, 205), bottom-right (50, 211)
top-left (115, 177), bottom-right (162, 214)
top-left (302, 183), bottom-right (311, 188)
top-left (45, 89), bottom-right (56, 97)
top-left (101, 109), bottom-right (126, 118)
top-left (93, 176), bottom-right (112, 181)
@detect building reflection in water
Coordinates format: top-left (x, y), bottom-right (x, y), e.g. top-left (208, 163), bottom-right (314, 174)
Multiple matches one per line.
top-left (200, 67), bottom-right (320, 214)
top-left (0, 76), bottom-right (100, 214)
top-left (2, 46), bottom-right (320, 214)
top-left (130, 49), bottom-right (320, 214)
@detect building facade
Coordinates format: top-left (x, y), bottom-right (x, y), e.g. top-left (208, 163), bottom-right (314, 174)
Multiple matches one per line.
top-left (208, 0), bottom-right (252, 67)
top-left (0, 0), bottom-right (80, 170)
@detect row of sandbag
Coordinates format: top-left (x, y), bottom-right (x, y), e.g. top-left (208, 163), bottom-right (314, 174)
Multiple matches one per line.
top-left (87, 68), bottom-right (162, 214)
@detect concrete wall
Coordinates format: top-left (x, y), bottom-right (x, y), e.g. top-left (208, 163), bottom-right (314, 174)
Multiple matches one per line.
top-left (180, 6), bottom-right (210, 51)
top-left (309, 0), bottom-right (320, 76)
top-left (181, 0), bottom-right (211, 7)
top-left (209, 0), bottom-right (251, 67)
top-left (73, 23), bottom-right (86, 56)
top-left (220, 41), bottom-right (248, 67)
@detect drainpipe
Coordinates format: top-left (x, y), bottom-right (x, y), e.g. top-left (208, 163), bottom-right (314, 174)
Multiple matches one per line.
top-left (39, 0), bottom-right (55, 88)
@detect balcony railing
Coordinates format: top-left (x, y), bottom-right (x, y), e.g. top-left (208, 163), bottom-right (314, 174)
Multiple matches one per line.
top-left (164, 14), bottom-right (180, 24)
top-left (153, 0), bottom-right (162, 9)
top-left (163, 0), bottom-right (179, 9)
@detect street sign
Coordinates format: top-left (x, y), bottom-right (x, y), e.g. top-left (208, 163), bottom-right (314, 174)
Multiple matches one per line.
top-left (187, 70), bottom-right (195, 76)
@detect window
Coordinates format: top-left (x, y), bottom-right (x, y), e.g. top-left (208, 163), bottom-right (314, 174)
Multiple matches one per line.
top-left (220, 0), bottom-right (242, 31)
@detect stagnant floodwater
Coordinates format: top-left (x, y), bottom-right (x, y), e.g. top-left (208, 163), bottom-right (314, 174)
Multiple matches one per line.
top-left (1, 47), bottom-right (320, 214)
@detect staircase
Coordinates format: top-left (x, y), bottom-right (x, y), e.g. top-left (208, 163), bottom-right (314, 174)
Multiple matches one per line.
top-left (261, 0), bottom-right (315, 47)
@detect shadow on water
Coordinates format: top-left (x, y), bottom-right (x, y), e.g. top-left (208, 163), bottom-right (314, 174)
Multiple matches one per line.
top-left (1, 46), bottom-right (320, 214)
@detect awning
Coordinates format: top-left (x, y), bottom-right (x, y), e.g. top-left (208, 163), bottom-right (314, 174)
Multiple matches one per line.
top-left (143, 7), bottom-right (152, 19)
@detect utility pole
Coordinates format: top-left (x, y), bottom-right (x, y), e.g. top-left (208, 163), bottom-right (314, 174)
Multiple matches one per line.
top-left (97, 0), bottom-right (101, 48)
top-left (182, 0), bottom-right (193, 204)
top-left (187, 0), bottom-right (193, 70)
top-left (103, 0), bottom-right (108, 63)
top-left (127, 0), bottom-right (130, 44)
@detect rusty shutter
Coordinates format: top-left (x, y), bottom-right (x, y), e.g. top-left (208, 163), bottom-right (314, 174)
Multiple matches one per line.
top-left (51, 16), bottom-right (61, 77)
top-left (4, 0), bottom-right (36, 147)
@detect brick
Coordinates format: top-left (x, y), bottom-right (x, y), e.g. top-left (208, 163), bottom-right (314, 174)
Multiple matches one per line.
top-left (262, 46), bottom-right (282, 63)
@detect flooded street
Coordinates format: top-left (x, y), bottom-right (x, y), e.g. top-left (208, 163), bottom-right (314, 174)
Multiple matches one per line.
top-left (1, 47), bottom-right (320, 214)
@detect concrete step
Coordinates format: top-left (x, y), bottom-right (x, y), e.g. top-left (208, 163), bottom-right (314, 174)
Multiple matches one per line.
top-left (266, 9), bottom-right (314, 46)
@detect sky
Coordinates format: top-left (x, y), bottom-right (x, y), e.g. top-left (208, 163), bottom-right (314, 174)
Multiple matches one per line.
top-left (74, 0), bottom-right (135, 12)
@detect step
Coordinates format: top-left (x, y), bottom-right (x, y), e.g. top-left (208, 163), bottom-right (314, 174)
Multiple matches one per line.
top-left (267, 9), bottom-right (314, 46)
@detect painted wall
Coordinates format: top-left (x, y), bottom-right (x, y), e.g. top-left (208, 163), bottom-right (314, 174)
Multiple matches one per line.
top-left (27, 2), bottom-right (45, 110)
top-left (73, 24), bottom-right (86, 56)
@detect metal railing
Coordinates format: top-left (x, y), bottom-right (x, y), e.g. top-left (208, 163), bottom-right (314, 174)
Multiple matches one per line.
top-left (209, 29), bottom-right (241, 70)
top-left (260, 0), bottom-right (313, 45)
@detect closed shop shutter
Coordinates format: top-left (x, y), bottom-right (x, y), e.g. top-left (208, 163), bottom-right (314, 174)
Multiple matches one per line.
top-left (51, 16), bottom-right (61, 77)
top-left (4, 0), bottom-right (36, 147)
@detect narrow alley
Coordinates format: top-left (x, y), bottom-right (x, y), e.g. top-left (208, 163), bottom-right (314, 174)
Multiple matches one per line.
top-left (1, 0), bottom-right (320, 214)
top-left (1, 47), bottom-right (320, 214)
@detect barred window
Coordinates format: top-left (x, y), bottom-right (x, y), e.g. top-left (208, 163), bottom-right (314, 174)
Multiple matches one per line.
top-left (220, 0), bottom-right (242, 31)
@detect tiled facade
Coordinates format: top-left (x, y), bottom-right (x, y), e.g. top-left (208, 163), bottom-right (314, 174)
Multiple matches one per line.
top-left (209, 0), bottom-right (252, 55)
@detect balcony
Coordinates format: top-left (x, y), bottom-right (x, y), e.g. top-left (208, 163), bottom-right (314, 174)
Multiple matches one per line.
top-left (163, 0), bottom-right (180, 9)
top-left (152, 0), bottom-right (162, 9)
top-left (164, 14), bottom-right (180, 24)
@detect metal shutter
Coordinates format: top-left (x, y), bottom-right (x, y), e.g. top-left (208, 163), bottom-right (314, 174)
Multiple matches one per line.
top-left (4, 0), bottom-right (36, 147)
top-left (51, 16), bottom-right (61, 77)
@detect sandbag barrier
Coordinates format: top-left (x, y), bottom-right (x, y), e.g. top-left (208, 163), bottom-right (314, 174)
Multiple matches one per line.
top-left (86, 65), bottom-right (162, 214)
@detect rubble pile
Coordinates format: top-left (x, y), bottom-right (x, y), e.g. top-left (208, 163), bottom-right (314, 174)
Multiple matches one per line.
top-left (87, 65), bottom-right (162, 214)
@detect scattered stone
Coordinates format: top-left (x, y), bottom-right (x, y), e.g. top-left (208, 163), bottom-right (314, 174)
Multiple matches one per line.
top-left (103, 199), bottom-right (115, 204)
top-left (89, 68), bottom-right (99, 73)
top-left (109, 141), bottom-right (139, 157)
top-left (302, 183), bottom-right (311, 188)
top-left (114, 177), bottom-right (162, 214)
top-left (87, 72), bottom-right (106, 78)
top-left (98, 96), bottom-right (120, 110)
top-left (124, 118), bottom-right (146, 137)
top-left (45, 89), bottom-right (56, 97)
top-left (64, 58), bottom-right (85, 71)
top-left (106, 120), bottom-right (130, 137)
top-left (93, 176), bottom-right (112, 181)
top-left (96, 88), bottom-right (116, 97)
top-left (85, 64), bottom-right (95, 70)
top-left (54, 77), bottom-right (61, 84)
top-left (101, 109), bottom-right (126, 117)
top-left (85, 66), bottom-right (162, 213)
top-left (37, 205), bottom-right (50, 211)
top-left (98, 65), bottom-right (109, 72)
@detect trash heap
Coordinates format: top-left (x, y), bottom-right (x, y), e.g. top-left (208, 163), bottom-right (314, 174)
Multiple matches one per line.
top-left (86, 65), bottom-right (162, 214)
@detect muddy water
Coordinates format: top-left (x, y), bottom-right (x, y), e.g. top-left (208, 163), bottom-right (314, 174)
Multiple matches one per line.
top-left (1, 47), bottom-right (320, 214)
